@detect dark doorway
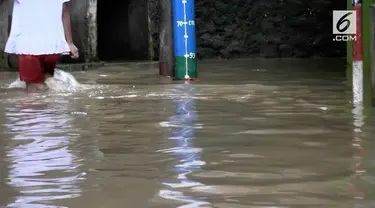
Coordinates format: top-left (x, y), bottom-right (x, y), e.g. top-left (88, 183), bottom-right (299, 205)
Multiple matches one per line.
top-left (97, 0), bottom-right (149, 61)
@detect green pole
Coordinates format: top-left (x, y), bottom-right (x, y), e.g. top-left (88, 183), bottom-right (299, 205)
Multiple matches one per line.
top-left (362, 0), bottom-right (373, 106)
top-left (368, 1), bottom-right (375, 105)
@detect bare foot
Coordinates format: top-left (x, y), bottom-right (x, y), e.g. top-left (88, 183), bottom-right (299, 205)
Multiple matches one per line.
top-left (26, 83), bottom-right (45, 92)
top-left (45, 77), bottom-right (58, 90)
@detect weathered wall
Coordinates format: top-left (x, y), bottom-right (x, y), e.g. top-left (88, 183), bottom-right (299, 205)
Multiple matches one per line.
top-left (149, 0), bottom-right (160, 60)
top-left (96, 0), bottom-right (149, 61)
top-left (128, 0), bottom-right (149, 60)
top-left (60, 0), bottom-right (88, 63)
top-left (196, 0), bottom-right (346, 59)
top-left (97, 0), bottom-right (129, 60)
top-left (149, 0), bottom-right (346, 59)
top-left (0, 0), bottom-right (11, 68)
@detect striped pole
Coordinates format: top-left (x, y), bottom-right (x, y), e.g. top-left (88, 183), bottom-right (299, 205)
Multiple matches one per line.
top-left (173, 0), bottom-right (197, 80)
top-left (352, 1), bottom-right (363, 104)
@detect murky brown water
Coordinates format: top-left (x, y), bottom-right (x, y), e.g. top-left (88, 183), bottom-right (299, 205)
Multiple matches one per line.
top-left (0, 59), bottom-right (374, 208)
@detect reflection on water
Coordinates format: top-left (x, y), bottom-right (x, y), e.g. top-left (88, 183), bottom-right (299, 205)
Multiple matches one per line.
top-left (158, 84), bottom-right (209, 207)
top-left (351, 102), bottom-right (366, 201)
top-left (3, 97), bottom-right (85, 207)
top-left (0, 59), bottom-right (374, 208)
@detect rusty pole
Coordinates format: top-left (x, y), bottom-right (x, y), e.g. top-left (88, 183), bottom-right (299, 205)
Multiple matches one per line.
top-left (159, 0), bottom-right (174, 77)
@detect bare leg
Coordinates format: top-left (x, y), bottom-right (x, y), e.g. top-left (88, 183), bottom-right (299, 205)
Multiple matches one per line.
top-left (18, 55), bottom-right (45, 92)
top-left (26, 83), bottom-right (45, 92)
top-left (44, 73), bottom-right (53, 79)
top-left (43, 55), bottom-right (61, 90)
top-left (44, 74), bottom-right (58, 90)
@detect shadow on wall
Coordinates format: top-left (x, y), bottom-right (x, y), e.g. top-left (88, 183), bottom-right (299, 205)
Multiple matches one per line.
top-left (97, 0), bottom-right (129, 61)
top-left (97, 0), bottom-right (149, 62)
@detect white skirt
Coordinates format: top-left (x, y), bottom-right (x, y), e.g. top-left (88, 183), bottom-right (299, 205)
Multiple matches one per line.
top-left (5, 36), bottom-right (70, 55)
top-left (4, 0), bottom-right (71, 55)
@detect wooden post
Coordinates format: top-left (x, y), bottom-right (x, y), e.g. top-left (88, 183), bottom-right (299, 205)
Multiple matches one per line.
top-left (159, 0), bottom-right (174, 77)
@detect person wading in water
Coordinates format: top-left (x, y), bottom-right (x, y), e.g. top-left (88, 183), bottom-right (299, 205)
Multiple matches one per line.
top-left (2, 0), bottom-right (79, 92)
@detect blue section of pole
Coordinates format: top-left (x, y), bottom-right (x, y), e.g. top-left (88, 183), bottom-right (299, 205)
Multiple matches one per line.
top-left (172, 0), bottom-right (197, 80)
top-left (172, 0), bottom-right (196, 57)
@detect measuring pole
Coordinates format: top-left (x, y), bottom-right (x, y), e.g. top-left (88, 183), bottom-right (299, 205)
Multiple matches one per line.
top-left (173, 0), bottom-right (197, 80)
top-left (352, 0), bottom-right (363, 104)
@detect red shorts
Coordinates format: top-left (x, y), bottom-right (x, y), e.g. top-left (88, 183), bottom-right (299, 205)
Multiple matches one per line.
top-left (18, 54), bottom-right (61, 84)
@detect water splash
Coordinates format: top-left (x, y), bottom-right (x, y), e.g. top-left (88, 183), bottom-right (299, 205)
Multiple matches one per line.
top-left (8, 69), bottom-right (80, 92)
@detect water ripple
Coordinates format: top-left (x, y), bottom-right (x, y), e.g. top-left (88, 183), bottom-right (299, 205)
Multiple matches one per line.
top-left (4, 100), bottom-right (84, 207)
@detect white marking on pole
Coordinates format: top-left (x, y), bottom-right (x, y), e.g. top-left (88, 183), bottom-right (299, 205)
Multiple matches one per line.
top-left (182, 0), bottom-right (189, 79)
top-left (351, 95), bottom-right (364, 201)
top-left (352, 60), bottom-right (363, 104)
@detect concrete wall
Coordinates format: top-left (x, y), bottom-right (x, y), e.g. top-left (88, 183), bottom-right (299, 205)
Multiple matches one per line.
top-left (148, 0), bottom-right (346, 60)
top-left (128, 0), bottom-right (149, 60)
top-left (149, 0), bottom-right (160, 60)
top-left (95, 0), bottom-right (149, 61)
top-left (79, 0), bottom-right (151, 62)
top-left (195, 0), bottom-right (346, 59)
top-left (60, 0), bottom-right (89, 63)
top-left (0, 0), bottom-right (11, 68)
top-left (97, 0), bottom-right (129, 61)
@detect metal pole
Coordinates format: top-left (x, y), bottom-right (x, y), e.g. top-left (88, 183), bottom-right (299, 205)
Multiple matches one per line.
top-left (159, 0), bottom-right (174, 77)
top-left (352, 0), bottom-right (363, 104)
top-left (371, 7), bottom-right (375, 104)
top-left (173, 0), bottom-right (197, 80)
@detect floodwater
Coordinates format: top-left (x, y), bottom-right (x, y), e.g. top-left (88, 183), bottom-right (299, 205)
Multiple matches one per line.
top-left (0, 59), bottom-right (373, 208)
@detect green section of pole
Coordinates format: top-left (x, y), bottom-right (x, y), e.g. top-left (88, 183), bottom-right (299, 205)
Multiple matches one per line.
top-left (346, 0), bottom-right (353, 84)
top-left (172, 0), bottom-right (197, 80)
top-left (174, 56), bottom-right (197, 80)
top-left (362, 0), bottom-right (373, 106)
